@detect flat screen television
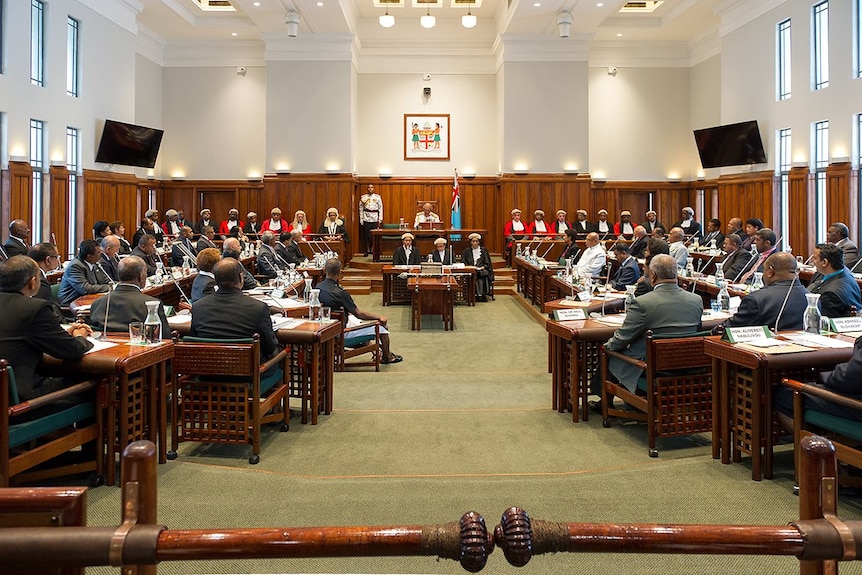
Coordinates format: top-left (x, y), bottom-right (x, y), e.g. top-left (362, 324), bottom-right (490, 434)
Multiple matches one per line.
top-left (95, 119), bottom-right (164, 168)
top-left (693, 120), bottom-right (767, 169)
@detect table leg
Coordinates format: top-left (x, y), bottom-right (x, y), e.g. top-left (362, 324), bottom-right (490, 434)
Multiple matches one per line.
top-left (105, 375), bottom-right (117, 486)
top-left (764, 372), bottom-right (775, 480)
top-left (311, 343), bottom-right (320, 425)
top-left (751, 370), bottom-right (763, 481)
top-left (156, 362), bottom-right (168, 464)
top-left (711, 357), bottom-right (722, 461)
top-left (324, 339), bottom-right (333, 415)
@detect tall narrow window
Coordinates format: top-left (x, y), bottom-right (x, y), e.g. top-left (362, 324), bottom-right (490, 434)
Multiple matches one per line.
top-left (856, 0), bottom-right (862, 77)
top-left (30, 0), bottom-right (44, 87)
top-left (813, 1), bottom-right (829, 90)
top-left (777, 128), bottom-right (792, 246)
top-left (66, 127), bottom-right (80, 256)
top-left (813, 120), bottom-right (829, 240)
top-left (1, 0), bottom-right (5, 75)
top-left (30, 119), bottom-right (45, 242)
top-left (777, 18), bottom-right (792, 100)
top-left (67, 17), bottom-right (80, 97)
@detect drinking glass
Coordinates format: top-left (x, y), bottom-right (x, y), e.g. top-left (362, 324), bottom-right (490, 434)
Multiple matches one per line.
top-left (128, 321), bottom-right (143, 344)
top-left (321, 307), bottom-right (331, 321)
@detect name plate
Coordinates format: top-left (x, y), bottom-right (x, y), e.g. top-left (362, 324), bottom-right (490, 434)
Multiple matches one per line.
top-left (554, 309), bottom-right (587, 321)
top-left (270, 288), bottom-right (285, 299)
top-left (576, 290), bottom-right (591, 302)
top-left (829, 317), bottom-right (862, 333)
top-left (722, 326), bottom-right (774, 343)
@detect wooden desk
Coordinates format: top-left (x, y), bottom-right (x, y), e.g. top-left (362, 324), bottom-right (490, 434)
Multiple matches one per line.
top-left (371, 228), bottom-right (486, 262)
top-left (513, 257), bottom-right (561, 306)
top-left (70, 273), bottom-right (197, 319)
top-left (704, 335), bottom-right (854, 481)
top-left (298, 237), bottom-right (346, 264)
top-left (169, 317), bottom-right (341, 426)
top-left (407, 276), bottom-right (457, 331)
top-left (381, 265), bottom-right (476, 306)
top-left (41, 339), bottom-right (174, 486)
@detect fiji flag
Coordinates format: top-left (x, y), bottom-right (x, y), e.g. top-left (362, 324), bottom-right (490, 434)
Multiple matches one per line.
top-left (451, 169), bottom-right (461, 232)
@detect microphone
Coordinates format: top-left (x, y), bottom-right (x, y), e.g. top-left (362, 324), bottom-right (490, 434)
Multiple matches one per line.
top-left (773, 272), bottom-right (799, 333)
top-left (175, 240), bottom-right (197, 264)
top-left (98, 286), bottom-right (112, 341)
top-left (50, 232), bottom-right (58, 246)
top-left (732, 250), bottom-right (758, 284)
top-left (851, 258), bottom-right (862, 274)
top-left (174, 277), bottom-right (193, 307)
top-left (804, 252), bottom-right (816, 266)
top-left (96, 261), bottom-right (117, 287)
top-left (540, 242), bottom-right (555, 260)
top-left (0, 243), bottom-right (9, 261)
top-left (698, 252), bottom-right (720, 278)
top-left (600, 267), bottom-right (613, 316)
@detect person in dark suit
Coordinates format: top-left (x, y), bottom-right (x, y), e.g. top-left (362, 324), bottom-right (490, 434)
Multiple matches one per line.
top-left (171, 226), bottom-right (198, 267)
top-left (110, 221), bottom-right (133, 255)
top-left (589, 254), bottom-right (703, 411)
top-left (92, 220), bottom-right (112, 240)
top-left (740, 218), bottom-right (763, 251)
top-left (827, 222), bottom-right (860, 271)
top-left (571, 210), bottom-right (595, 238)
top-left (132, 218), bottom-right (157, 249)
top-left (196, 225), bottom-right (218, 252)
top-left (724, 252), bottom-right (807, 331)
top-left (634, 238), bottom-right (669, 297)
top-left (628, 226), bottom-right (648, 259)
top-left (191, 258), bottom-right (279, 371)
top-left (726, 217), bottom-right (745, 242)
top-left (243, 211), bottom-right (260, 238)
top-left (317, 258), bottom-right (402, 364)
top-left (28, 242), bottom-right (60, 306)
top-left (701, 218), bottom-right (725, 249)
top-left (318, 207), bottom-right (350, 243)
top-left (222, 237), bottom-right (257, 290)
top-left (256, 231), bottom-right (286, 279)
top-left (0, 256), bottom-right (93, 405)
top-left (283, 230), bottom-right (306, 264)
top-left (145, 209), bottom-right (165, 247)
top-left (393, 232), bottom-right (421, 266)
top-left (642, 211), bottom-right (664, 236)
top-left (673, 206), bottom-right (702, 240)
top-left (131, 234), bottom-right (159, 277)
top-left (808, 243), bottom-right (862, 318)
top-left (191, 248), bottom-right (220, 303)
top-left (461, 233), bottom-right (494, 300)
top-left (98, 235), bottom-right (121, 283)
top-left (57, 239), bottom-right (112, 306)
top-left (720, 234), bottom-right (753, 281)
top-left (430, 237), bottom-right (454, 264)
top-left (610, 244), bottom-right (640, 291)
top-left (4, 219), bottom-right (30, 259)
top-left (561, 229), bottom-right (580, 261)
top-left (89, 256), bottom-right (169, 337)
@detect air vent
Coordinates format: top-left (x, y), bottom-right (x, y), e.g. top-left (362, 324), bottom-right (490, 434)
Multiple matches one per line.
top-left (192, 0), bottom-right (236, 12)
top-left (619, 1), bottom-right (663, 13)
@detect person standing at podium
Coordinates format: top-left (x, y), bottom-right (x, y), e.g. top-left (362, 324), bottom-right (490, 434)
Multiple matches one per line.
top-left (430, 237), bottom-right (454, 265)
top-left (393, 232), bottom-right (421, 266)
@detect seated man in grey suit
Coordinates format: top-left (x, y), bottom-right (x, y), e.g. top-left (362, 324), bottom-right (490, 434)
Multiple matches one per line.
top-left (171, 226), bottom-right (198, 267)
top-left (722, 252), bottom-right (808, 331)
top-left (28, 242), bottom-right (60, 305)
top-left (256, 231), bottom-right (287, 279)
top-left (720, 234), bottom-right (752, 281)
top-left (191, 248), bottom-right (220, 303)
top-left (808, 243), bottom-right (862, 318)
top-left (590, 254), bottom-right (703, 412)
top-left (610, 244), bottom-right (640, 291)
top-left (4, 219), bottom-right (31, 259)
top-left (98, 235), bottom-right (120, 283)
top-left (57, 239), bottom-right (112, 307)
top-left (89, 256), bottom-right (169, 337)
top-left (131, 234), bottom-right (159, 277)
top-left (827, 222), bottom-right (860, 272)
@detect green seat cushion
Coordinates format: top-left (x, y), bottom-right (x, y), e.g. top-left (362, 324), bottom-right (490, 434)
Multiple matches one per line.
top-left (182, 337), bottom-right (255, 344)
top-left (9, 402), bottom-right (95, 449)
top-left (344, 335), bottom-right (375, 348)
top-left (804, 410), bottom-right (862, 443)
top-left (260, 368), bottom-right (283, 395)
top-left (636, 377), bottom-right (648, 393)
top-left (382, 223), bottom-right (400, 230)
top-left (7, 366), bottom-right (19, 405)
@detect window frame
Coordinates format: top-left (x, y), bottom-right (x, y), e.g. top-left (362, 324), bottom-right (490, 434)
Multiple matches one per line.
top-left (30, 118), bottom-right (45, 243)
top-left (777, 128), bottom-right (792, 246)
top-left (66, 126), bottom-right (80, 256)
top-left (813, 0), bottom-right (830, 91)
top-left (66, 16), bottom-right (80, 97)
top-left (30, 0), bottom-right (44, 87)
top-left (813, 120), bottom-right (829, 241)
top-left (777, 18), bottom-right (792, 100)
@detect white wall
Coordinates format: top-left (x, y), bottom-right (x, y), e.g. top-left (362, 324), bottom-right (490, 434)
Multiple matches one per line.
top-left (266, 61), bottom-right (352, 174)
top-left (162, 66), bottom-right (267, 179)
top-left (135, 54), bottom-right (164, 176)
top-left (356, 73), bottom-right (497, 176)
top-left (0, 0), bottom-right (135, 169)
top-left (721, 0), bottom-right (862, 168)
top-left (689, 55), bottom-right (722, 178)
top-left (500, 61), bottom-right (588, 174)
top-left (589, 66), bottom-right (698, 180)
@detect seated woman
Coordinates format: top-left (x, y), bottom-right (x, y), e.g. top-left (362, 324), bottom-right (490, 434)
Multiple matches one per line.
top-left (261, 207), bottom-right (284, 234)
top-left (504, 208), bottom-right (527, 256)
top-left (461, 233), bottom-right (494, 301)
top-left (110, 220), bottom-right (132, 255)
top-left (290, 210), bottom-right (313, 237)
top-left (318, 207), bottom-right (350, 243)
top-left (93, 220), bottom-right (112, 240)
top-left (528, 209), bottom-right (554, 237)
top-left (560, 229), bottom-right (580, 262)
top-left (227, 225), bottom-right (248, 251)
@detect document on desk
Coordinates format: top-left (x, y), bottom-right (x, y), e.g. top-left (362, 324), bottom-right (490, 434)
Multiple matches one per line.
top-left (593, 314), bottom-right (626, 326)
top-left (781, 333), bottom-right (855, 349)
top-left (265, 296), bottom-right (306, 309)
top-left (84, 338), bottom-right (118, 353)
top-left (590, 292), bottom-right (628, 301)
top-left (271, 315), bottom-right (305, 330)
top-left (735, 338), bottom-right (814, 354)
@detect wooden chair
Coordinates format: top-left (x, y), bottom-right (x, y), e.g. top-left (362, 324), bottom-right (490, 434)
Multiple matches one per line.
top-left (333, 311), bottom-right (381, 371)
top-left (1, 360), bottom-right (104, 487)
top-left (600, 331), bottom-right (712, 457)
top-left (167, 334), bottom-right (290, 464)
top-left (782, 378), bottom-right (862, 483)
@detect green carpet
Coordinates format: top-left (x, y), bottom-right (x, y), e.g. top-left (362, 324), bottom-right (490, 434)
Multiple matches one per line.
top-left (83, 294), bottom-right (862, 574)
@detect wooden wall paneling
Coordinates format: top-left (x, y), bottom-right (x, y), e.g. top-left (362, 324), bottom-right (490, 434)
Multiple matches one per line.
top-left (826, 162), bottom-right (853, 238)
top-left (851, 169), bottom-right (860, 243)
top-left (617, 190), bottom-right (651, 225)
top-left (788, 166), bottom-right (813, 258)
top-left (81, 170), bottom-right (139, 254)
top-left (4, 162), bottom-right (33, 240)
top-left (48, 166), bottom-right (70, 260)
top-left (197, 188), bottom-right (238, 230)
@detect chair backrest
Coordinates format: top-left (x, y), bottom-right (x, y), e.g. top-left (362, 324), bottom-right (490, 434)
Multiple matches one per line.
top-left (416, 200), bottom-right (439, 215)
top-left (173, 335), bottom-right (259, 377)
top-left (1, 361), bottom-right (19, 406)
top-left (646, 331), bottom-right (711, 373)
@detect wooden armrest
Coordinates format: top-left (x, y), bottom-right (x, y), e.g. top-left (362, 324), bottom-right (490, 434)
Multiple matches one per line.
top-left (782, 378), bottom-right (862, 414)
top-left (8, 379), bottom-right (100, 418)
top-left (601, 347), bottom-right (647, 370)
top-left (344, 320), bottom-right (380, 334)
top-left (259, 348), bottom-right (289, 374)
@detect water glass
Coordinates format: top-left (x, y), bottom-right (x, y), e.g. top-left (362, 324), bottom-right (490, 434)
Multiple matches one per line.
top-left (321, 307), bottom-right (331, 321)
top-left (128, 321), bottom-right (144, 344)
top-left (820, 316), bottom-right (831, 334)
top-left (710, 299), bottom-right (721, 313)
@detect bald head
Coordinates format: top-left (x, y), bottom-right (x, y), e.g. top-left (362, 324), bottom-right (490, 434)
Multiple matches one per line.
top-left (223, 237), bottom-right (241, 253)
top-left (669, 227), bottom-right (684, 242)
top-left (213, 258), bottom-right (243, 289)
top-left (118, 255), bottom-right (147, 286)
top-left (633, 225), bottom-right (646, 239)
top-left (763, 252), bottom-right (797, 286)
top-left (585, 232), bottom-right (600, 247)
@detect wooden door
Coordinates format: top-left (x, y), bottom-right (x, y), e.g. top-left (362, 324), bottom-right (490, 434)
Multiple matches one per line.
top-left (198, 191), bottom-right (237, 228)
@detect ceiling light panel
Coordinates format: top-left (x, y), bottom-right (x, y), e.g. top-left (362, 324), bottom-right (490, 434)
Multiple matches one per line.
top-left (192, 0), bottom-right (236, 11)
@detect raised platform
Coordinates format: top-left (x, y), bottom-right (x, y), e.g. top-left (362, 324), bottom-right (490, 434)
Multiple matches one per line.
top-left (345, 256), bottom-right (516, 296)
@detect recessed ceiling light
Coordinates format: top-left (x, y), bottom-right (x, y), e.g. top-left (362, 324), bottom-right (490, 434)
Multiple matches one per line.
top-left (231, 32), bottom-right (237, 36)
top-left (253, 1), bottom-right (260, 6)
top-left (616, 33), bottom-right (623, 37)
top-left (597, 2), bottom-right (604, 6)
top-left (316, 1), bottom-right (323, 5)
top-left (533, 2), bottom-right (541, 6)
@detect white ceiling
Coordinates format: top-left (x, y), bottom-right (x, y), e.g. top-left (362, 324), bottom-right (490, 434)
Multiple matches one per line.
top-left (136, 0), bottom-right (723, 54)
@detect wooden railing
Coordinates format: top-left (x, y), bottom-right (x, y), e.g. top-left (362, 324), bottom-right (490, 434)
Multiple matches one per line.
top-left (1, 436), bottom-right (860, 574)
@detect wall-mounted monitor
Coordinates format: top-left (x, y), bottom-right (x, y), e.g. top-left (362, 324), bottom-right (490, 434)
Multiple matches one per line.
top-left (693, 120), bottom-right (767, 169)
top-left (95, 119), bottom-right (164, 168)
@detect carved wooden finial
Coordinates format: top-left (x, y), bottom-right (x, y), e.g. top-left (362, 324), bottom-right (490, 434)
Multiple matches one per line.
top-left (494, 507), bottom-right (533, 567)
top-left (459, 511), bottom-right (494, 572)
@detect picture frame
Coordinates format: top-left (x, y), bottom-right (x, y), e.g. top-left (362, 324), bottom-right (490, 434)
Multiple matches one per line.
top-left (404, 114), bottom-right (450, 161)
